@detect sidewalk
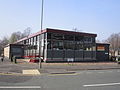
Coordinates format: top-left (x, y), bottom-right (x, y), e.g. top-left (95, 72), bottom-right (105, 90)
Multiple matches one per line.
top-left (40, 62), bottom-right (120, 74)
top-left (0, 58), bottom-right (120, 75)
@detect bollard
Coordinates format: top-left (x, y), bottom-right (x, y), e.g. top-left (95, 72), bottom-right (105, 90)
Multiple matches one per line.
top-left (13, 56), bottom-right (17, 64)
top-left (11, 56), bottom-right (13, 62)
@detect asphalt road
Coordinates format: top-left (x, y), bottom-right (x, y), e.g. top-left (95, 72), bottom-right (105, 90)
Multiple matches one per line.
top-left (0, 69), bottom-right (120, 90)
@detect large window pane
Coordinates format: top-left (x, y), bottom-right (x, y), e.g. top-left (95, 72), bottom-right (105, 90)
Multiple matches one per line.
top-left (64, 41), bottom-right (74, 50)
top-left (52, 33), bottom-right (63, 40)
top-left (75, 36), bottom-right (84, 41)
top-left (52, 41), bottom-right (63, 50)
top-left (47, 33), bottom-right (51, 39)
top-left (64, 35), bottom-right (74, 41)
top-left (75, 42), bottom-right (83, 50)
top-left (47, 40), bottom-right (51, 49)
top-left (84, 44), bottom-right (92, 51)
top-left (84, 36), bottom-right (92, 43)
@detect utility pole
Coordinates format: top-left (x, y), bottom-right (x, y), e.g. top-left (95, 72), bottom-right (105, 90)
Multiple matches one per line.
top-left (39, 0), bottom-right (44, 69)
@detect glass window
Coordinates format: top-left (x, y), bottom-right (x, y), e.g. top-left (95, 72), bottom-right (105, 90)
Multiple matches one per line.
top-left (64, 35), bottom-right (74, 41)
top-left (11, 48), bottom-right (22, 53)
top-left (84, 36), bottom-right (92, 43)
top-left (92, 37), bottom-right (95, 43)
top-left (24, 40), bottom-right (26, 44)
top-left (64, 41), bottom-right (74, 50)
top-left (92, 46), bottom-right (96, 51)
top-left (52, 41), bottom-right (63, 50)
top-left (75, 36), bottom-right (84, 41)
top-left (75, 42), bottom-right (83, 50)
top-left (47, 41), bottom-right (51, 49)
top-left (84, 44), bottom-right (92, 51)
top-left (52, 33), bottom-right (63, 40)
top-left (47, 33), bottom-right (52, 39)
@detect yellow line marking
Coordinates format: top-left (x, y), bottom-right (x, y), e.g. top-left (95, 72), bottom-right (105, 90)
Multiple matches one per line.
top-left (48, 73), bottom-right (79, 76)
top-left (0, 86), bottom-right (41, 89)
top-left (0, 73), bottom-right (41, 76)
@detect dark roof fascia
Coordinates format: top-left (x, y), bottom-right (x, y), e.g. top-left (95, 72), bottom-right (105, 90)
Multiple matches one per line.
top-left (46, 28), bottom-right (97, 37)
top-left (96, 43), bottom-right (110, 45)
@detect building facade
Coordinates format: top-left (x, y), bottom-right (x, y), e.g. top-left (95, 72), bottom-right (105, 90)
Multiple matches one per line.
top-left (15, 28), bottom-right (97, 62)
top-left (4, 44), bottom-right (24, 59)
top-left (96, 43), bottom-right (110, 61)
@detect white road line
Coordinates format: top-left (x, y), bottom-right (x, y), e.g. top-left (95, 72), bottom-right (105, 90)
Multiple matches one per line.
top-left (98, 72), bottom-right (104, 73)
top-left (83, 82), bottom-right (120, 87)
top-left (0, 86), bottom-right (41, 89)
top-left (107, 71), bottom-right (113, 73)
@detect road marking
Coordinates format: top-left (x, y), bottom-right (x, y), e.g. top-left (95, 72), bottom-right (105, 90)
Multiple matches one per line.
top-left (98, 72), bottom-right (104, 73)
top-left (0, 73), bottom-right (41, 76)
top-left (0, 86), bottom-right (41, 89)
top-left (83, 82), bottom-right (120, 87)
top-left (23, 69), bottom-right (40, 75)
top-left (48, 73), bottom-right (79, 76)
top-left (107, 71), bottom-right (113, 73)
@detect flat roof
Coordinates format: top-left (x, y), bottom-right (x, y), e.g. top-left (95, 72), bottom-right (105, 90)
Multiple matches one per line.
top-left (46, 28), bottom-right (97, 37)
top-left (16, 28), bottom-right (97, 43)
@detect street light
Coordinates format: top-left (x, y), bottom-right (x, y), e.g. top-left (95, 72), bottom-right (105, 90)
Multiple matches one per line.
top-left (39, 0), bottom-right (44, 69)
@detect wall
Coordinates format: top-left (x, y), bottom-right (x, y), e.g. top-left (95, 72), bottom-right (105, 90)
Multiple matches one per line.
top-left (96, 44), bottom-right (110, 61)
top-left (4, 46), bottom-right (10, 58)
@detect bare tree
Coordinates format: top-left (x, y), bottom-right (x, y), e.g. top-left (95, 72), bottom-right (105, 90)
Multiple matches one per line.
top-left (0, 36), bottom-right (9, 55)
top-left (0, 27), bottom-right (31, 55)
top-left (21, 27), bottom-right (31, 38)
top-left (9, 32), bottom-right (18, 44)
top-left (106, 33), bottom-right (120, 56)
top-left (9, 27), bottom-right (31, 44)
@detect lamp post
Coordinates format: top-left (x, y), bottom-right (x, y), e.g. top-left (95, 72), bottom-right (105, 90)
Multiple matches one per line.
top-left (39, 0), bottom-right (44, 69)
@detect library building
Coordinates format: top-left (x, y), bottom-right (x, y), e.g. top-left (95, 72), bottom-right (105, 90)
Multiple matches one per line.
top-left (4, 28), bottom-right (110, 62)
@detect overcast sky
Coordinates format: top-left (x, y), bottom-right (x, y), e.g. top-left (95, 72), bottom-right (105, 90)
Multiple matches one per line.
top-left (0, 0), bottom-right (120, 41)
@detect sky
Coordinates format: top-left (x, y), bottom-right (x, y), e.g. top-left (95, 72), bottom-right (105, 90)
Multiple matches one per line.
top-left (0, 0), bottom-right (120, 41)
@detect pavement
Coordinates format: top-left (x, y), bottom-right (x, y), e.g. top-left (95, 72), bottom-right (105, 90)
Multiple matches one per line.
top-left (0, 57), bottom-right (120, 75)
top-left (1, 58), bottom-right (120, 90)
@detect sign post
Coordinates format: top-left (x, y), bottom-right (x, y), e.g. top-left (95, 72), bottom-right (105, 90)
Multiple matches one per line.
top-left (39, 0), bottom-right (44, 69)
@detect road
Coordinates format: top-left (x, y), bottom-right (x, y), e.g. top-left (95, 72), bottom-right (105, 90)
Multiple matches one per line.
top-left (0, 69), bottom-right (120, 90)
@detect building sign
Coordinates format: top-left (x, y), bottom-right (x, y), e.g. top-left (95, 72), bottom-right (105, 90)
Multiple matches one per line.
top-left (97, 46), bottom-right (105, 51)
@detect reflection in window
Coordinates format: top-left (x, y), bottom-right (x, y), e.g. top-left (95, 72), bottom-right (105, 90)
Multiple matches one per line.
top-left (64, 35), bottom-right (74, 41)
top-left (75, 42), bottom-right (83, 50)
top-left (47, 41), bottom-right (51, 49)
top-left (92, 46), bottom-right (96, 51)
top-left (84, 36), bottom-right (92, 43)
top-left (64, 41), bottom-right (74, 50)
top-left (52, 41), bottom-right (63, 50)
top-left (52, 33), bottom-right (63, 40)
top-left (75, 36), bottom-right (84, 41)
top-left (11, 48), bottom-right (22, 53)
top-left (84, 45), bottom-right (92, 51)
top-left (47, 33), bottom-right (51, 39)
top-left (92, 37), bottom-right (95, 43)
